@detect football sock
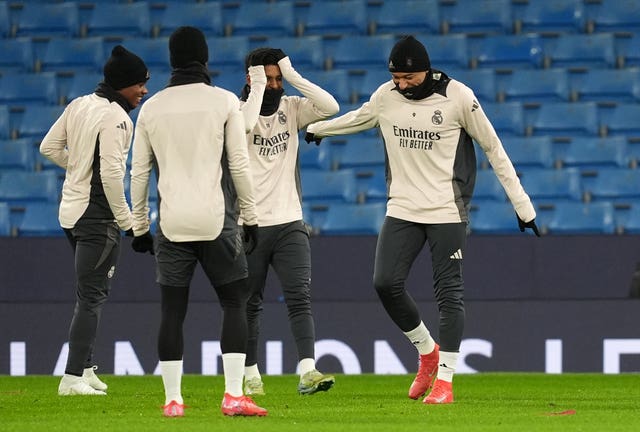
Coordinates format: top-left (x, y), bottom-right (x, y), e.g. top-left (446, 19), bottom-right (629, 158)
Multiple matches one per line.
top-left (244, 363), bottom-right (261, 380)
top-left (223, 353), bottom-right (246, 397)
top-left (298, 358), bottom-right (316, 376)
top-left (160, 360), bottom-right (183, 405)
top-left (437, 351), bottom-right (458, 383)
top-left (404, 322), bottom-right (436, 355)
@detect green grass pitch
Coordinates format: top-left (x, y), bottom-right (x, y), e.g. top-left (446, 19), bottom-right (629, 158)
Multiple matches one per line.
top-left (1, 373), bottom-right (639, 432)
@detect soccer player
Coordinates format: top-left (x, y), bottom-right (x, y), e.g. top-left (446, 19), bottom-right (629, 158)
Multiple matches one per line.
top-left (129, 27), bottom-right (266, 417)
top-left (305, 36), bottom-right (540, 404)
top-left (239, 47), bottom-right (340, 396)
top-left (40, 45), bottom-right (149, 396)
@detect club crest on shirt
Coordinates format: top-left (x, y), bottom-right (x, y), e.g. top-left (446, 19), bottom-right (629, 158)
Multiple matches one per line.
top-left (278, 111), bottom-right (287, 125)
top-left (432, 110), bottom-right (443, 125)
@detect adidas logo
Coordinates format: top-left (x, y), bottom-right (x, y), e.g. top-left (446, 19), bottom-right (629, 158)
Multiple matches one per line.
top-left (471, 100), bottom-right (479, 112)
top-left (449, 249), bottom-right (463, 260)
top-left (116, 121), bottom-right (127, 131)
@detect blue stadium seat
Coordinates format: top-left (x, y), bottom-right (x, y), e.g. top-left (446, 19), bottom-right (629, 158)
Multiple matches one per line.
top-left (333, 136), bottom-right (385, 171)
top-left (230, 1), bottom-right (296, 37)
top-left (0, 38), bottom-right (35, 73)
top-left (514, 0), bottom-right (586, 34)
top-left (560, 137), bottom-right (629, 170)
top-left (499, 69), bottom-right (570, 103)
top-left (16, 105), bottom-right (65, 140)
top-left (299, 0), bottom-right (367, 36)
top-left (518, 168), bottom-right (583, 203)
top-left (615, 34), bottom-right (640, 68)
top-left (441, 0), bottom-right (512, 35)
top-left (601, 103), bottom-right (640, 137)
top-left (447, 68), bottom-right (497, 103)
top-left (14, 2), bottom-right (80, 37)
top-left (355, 70), bottom-right (392, 103)
top-left (586, 0), bottom-right (640, 34)
top-left (85, 2), bottom-right (151, 37)
top-left (206, 36), bottom-right (250, 74)
top-left (0, 171), bottom-right (59, 205)
top-left (473, 170), bottom-right (506, 202)
top-left (482, 102), bottom-right (526, 136)
top-left (470, 34), bottom-right (544, 70)
top-left (40, 37), bottom-right (105, 73)
top-left (299, 142), bottom-right (332, 171)
top-left (588, 168), bottom-right (640, 203)
top-left (60, 72), bottom-right (102, 104)
top-left (502, 136), bottom-right (555, 170)
top-left (152, 1), bottom-right (223, 37)
top-left (212, 72), bottom-right (245, 96)
top-left (319, 202), bottom-right (386, 235)
top-left (546, 201), bottom-right (615, 234)
top-left (372, 0), bottom-right (440, 35)
top-left (354, 168), bottom-right (387, 203)
top-left (120, 37), bottom-right (171, 73)
top-left (263, 36), bottom-right (325, 71)
top-left (469, 201), bottom-right (519, 235)
top-left (621, 202), bottom-right (640, 234)
top-left (0, 139), bottom-right (35, 172)
top-left (571, 69), bottom-right (640, 103)
top-left (0, 202), bottom-right (10, 236)
top-left (544, 34), bottom-right (616, 69)
top-left (290, 69), bottom-right (353, 104)
top-left (144, 71), bottom-right (170, 100)
top-left (330, 35), bottom-right (396, 71)
top-left (418, 34), bottom-right (470, 70)
top-left (0, 105), bottom-right (9, 140)
top-left (530, 102), bottom-right (599, 138)
top-left (18, 202), bottom-right (62, 237)
top-left (301, 169), bottom-right (357, 205)
top-left (0, 72), bottom-right (58, 108)
top-left (0, 1), bottom-right (8, 38)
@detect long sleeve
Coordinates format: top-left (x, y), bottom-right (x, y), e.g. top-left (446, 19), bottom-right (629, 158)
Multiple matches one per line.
top-left (306, 99), bottom-right (379, 137)
top-left (99, 111), bottom-right (134, 231)
top-left (241, 65), bottom-right (267, 133)
top-left (130, 112), bottom-right (153, 235)
top-left (458, 86), bottom-right (536, 222)
top-left (278, 56), bottom-right (340, 128)
top-left (40, 109), bottom-right (69, 169)
top-left (225, 103), bottom-right (258, 225)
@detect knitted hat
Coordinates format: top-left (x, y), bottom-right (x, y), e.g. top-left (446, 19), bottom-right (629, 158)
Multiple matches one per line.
top-left (388, 36), bottom-right (430, 73)
top-left (103, 45), bottom-right (149, 90)
top-left (169, 26), bottom-right (209, 68)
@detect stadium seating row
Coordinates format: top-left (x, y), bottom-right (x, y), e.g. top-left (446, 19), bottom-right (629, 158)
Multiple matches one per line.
top-left (3, 101), bottom-right (640, 143)
top-left (1, 0), bottom-right (639, 40)
top-left (2, 193), bottom-right (640, 238)
top-left (2, 32), bottom-right (640, 75)
top-left (2, 66), bottom-right (640, 111)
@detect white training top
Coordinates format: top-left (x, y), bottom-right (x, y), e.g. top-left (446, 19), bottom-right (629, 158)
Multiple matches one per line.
top-left (40, 93), bottom-right (134, 230)
top-left (130, 82), bottom-right (257, 241)
top-left (240, 57), bottom-right (339, 227)
top-left (307, 72), bottom-right (536, 224)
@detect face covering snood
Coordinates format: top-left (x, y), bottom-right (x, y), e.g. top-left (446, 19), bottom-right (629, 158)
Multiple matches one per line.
top-left (395, 73), bottom-right (435, 100)
top-left (260, 88), bottom-right (284, 116)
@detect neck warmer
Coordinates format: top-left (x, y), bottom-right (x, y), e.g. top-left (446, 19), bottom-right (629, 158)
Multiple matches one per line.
top-left (260, 88), bottom-right (284, 116)
top-left (168, 62), bottom-right (211, 87)
top-left (95, 82), bottom-right (134, 113)
top-left (394, 71), bottom-right (440, 100)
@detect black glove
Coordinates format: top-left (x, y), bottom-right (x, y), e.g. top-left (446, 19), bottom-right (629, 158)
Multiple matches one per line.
top-left (124, 228), bottom-right (134, 237)
top-left (132, 231), bottom-right (155, 255)
top-left (242, 224), bottom-right (259, 255)
top-left (304, 132), bottom-right (323, 146)
top-left (517, 215), bottom-right (541, 237)
top-left (269, 48), bottom-right (286, 62)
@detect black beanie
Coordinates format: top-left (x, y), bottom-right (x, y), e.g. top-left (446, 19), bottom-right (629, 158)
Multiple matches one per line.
top-left (388, 36), bottom-right (430, 73)
top-left (169, 26), bottom-right (209, 68)
top-left (103, 45), bottom-right (149, 90)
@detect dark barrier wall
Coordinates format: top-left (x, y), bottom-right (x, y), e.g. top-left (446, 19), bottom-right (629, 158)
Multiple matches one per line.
top-left (1, 235), bottom-right (638, 302)
top-left (1, 236), bottom-right (639, 375)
